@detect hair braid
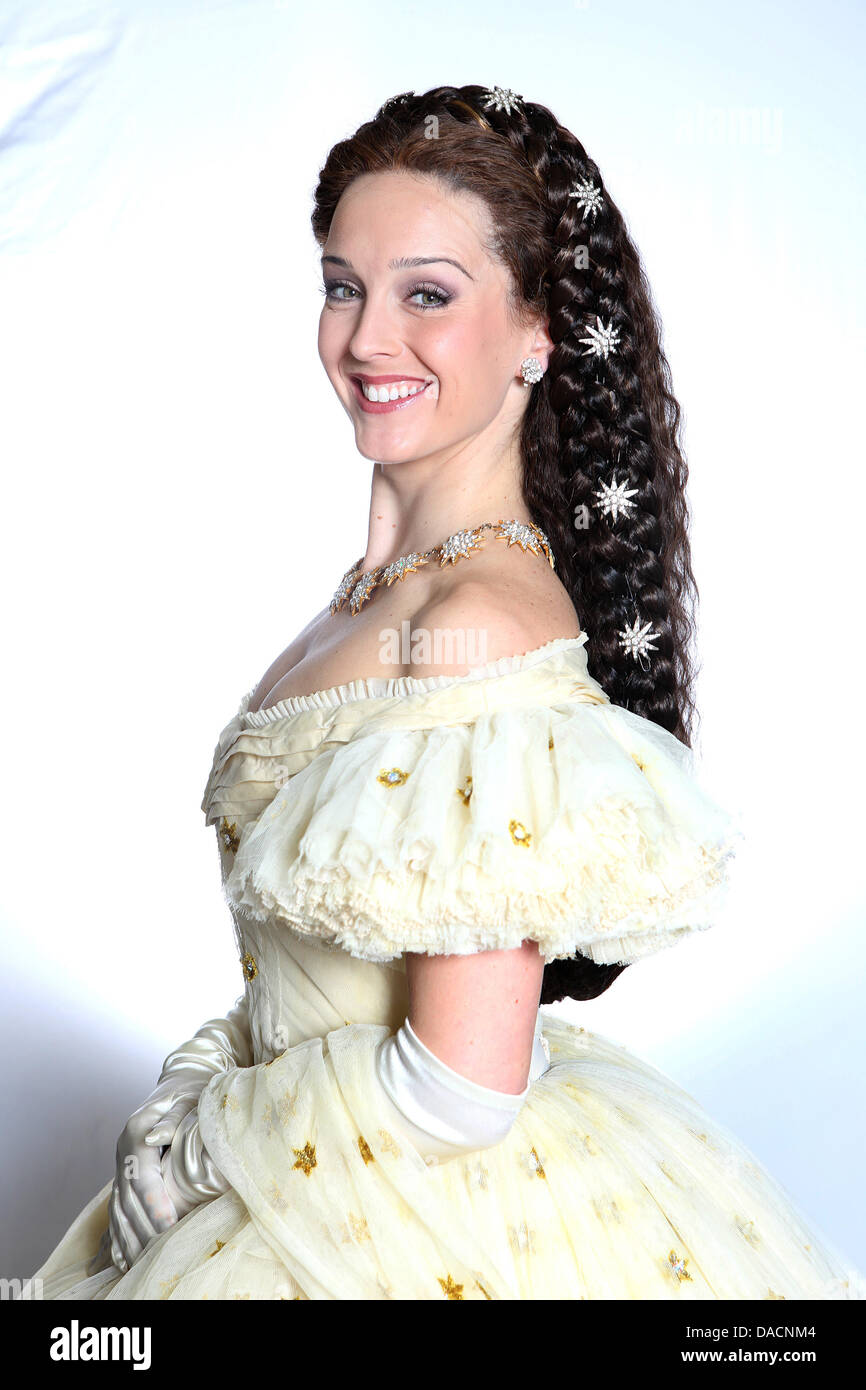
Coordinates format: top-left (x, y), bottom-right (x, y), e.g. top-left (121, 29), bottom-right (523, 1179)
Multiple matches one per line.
top-left (311, 85), bottom-right (700, 1004)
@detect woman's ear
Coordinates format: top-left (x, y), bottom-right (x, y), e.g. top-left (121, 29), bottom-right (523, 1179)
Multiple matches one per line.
top-left (527, 315), bottom-right (554, 368)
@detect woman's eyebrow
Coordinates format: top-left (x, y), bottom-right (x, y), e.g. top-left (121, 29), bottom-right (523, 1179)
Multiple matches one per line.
top-left (321, 254), bottom-right (474, 281)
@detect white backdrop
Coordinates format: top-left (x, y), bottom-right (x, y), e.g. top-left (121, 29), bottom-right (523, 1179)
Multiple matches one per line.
top-left (2, 0), bottom-right (864, 1280)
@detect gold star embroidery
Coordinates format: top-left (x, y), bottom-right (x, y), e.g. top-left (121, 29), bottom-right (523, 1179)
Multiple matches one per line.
top-left (266, 1181), bottom-right (288, 1212)
top-left (438, 1274), bottom-right (464, 1300)
top-left (378, 1128), bottom-right (402, 1158)
top-left (339, 1212), bottom-right (371, 1244)
top-left (735, 1216), bottom-right (761, 1247)
top-left (292, 1141), bottom-right (317, 1176)
top-left (548, 734), bottom-right (554, 749)
top-left (456, 775), bottom-right (473, 805)
top-left (207, 1240), bottom-right (226, 1259)
top-left (475, 1280), bottom-right (492, 1300)
top-left (766, 1288), bottom-right (786, 1299)
top-left (358, 1135), bottom-right (375, 1165)
top-left (220, 1093), bottom-right (239, 1112)
top-left (261, 1092), bottom-right (296, 1137)
top-left (509, 819), bottom-right (531, 847)
top-left (522, 1146), bottom-right (546, 1179)
top-left (631, 755), bottom-right (646, 773)
top-left (159, 1274), bottom-right (181, 1298)
top-left (579, 1133), bottom-right (599, 1156)
top-left (668, 1249), bottom-right (692, 1282)
top-left (377, 767), bottom-right (410, 787)
top-left (219, 817), bottom-right (240, 853)
top-left (241, 951), bottom-right (258, 982)
top-left (592, 1196), bottom-right (623, 1224)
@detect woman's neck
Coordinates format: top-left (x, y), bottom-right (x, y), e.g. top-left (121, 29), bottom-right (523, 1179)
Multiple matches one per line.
top-left (359, 438), bottom-right (532, 571)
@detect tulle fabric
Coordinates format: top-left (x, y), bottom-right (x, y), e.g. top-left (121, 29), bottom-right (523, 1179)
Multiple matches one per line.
top-left (35, 1015), bottom-right (865, 1300)
top-left (206, 637), bottom-right (742, 967)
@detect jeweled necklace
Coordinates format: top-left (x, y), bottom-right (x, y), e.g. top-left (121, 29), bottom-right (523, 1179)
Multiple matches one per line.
top-left (329, 518), bottom-right (555, 617)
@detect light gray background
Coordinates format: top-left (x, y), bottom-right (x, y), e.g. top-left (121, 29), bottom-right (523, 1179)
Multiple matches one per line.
top-left (1, 0), bottom-right (863, 1281)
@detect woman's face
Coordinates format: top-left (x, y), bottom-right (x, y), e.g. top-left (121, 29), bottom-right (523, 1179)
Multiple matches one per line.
top-left (318, 170), bottom-right (543, 465)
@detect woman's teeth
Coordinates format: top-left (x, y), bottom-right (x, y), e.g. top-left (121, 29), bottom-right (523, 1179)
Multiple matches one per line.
top-left (360, 380), bottom-right (429, 402)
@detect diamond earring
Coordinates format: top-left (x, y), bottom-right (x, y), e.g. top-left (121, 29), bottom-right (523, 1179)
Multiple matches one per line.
top-left (520, 356), bottom-right (544, 387)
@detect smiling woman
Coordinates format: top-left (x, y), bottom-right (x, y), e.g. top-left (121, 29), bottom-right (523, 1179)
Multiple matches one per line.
top-left (26, 82), bottom-right (866, 1302)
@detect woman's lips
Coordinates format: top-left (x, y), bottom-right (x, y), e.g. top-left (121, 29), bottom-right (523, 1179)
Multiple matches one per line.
top-left (350, 378), bottom-right (434, 414)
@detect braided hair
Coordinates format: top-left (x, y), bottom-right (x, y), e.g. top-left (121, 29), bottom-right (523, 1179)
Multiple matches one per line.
top-left (311, 85), bottom-right (699, 1005)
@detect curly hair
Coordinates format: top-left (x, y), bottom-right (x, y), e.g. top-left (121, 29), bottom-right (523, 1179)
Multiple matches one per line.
top-left (311, 84), bottom-right (700, 1006)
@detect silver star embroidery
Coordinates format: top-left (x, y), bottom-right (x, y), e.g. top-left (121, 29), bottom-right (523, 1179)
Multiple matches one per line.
top-left (507, 1222), bottom-right (537, 1255)
top-left (439, 526), bottom-right (485, 565)
top-left (580, 315), bottom-right (621, 360)
top-left (481, 86), bottom-right (523, 116)
top-left (465, 1160), bottom-right (490, 1190)
top-left (668, 1250), bottom-right (691, 1282)
top-left (618, 616), bottom-right (661, 662)
top-left (594, 473), bottom-right (638, 522)
top-left (568, 177), bottom-right (604, 220)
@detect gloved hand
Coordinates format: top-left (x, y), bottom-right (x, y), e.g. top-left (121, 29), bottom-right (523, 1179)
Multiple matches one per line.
top-left (104, 995), bottom-right (252, 1274)
top-left (159, 1106), bottom-right (231, 1219)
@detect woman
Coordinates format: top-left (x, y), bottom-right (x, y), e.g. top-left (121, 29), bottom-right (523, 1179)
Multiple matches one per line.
top-left (29, 83), bottom-right (865, 1300)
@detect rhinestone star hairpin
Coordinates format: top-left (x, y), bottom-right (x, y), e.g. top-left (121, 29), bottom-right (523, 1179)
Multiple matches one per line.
top-left (329, 518), bottom-right (554, 617)
top-left (618, 615), bottom-right (661, 663)
top-left (568, 177), bottom-right (604, 221)
top-left (594, 473), bottom-right (638, 522)
top-left (481, 86), bottom-right (523, 116)
top-left (580, 315), bottom-right (621, 360)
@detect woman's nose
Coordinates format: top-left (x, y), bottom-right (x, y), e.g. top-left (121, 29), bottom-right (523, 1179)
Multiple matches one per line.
top-left (346, 290), bottom-right (403, 360)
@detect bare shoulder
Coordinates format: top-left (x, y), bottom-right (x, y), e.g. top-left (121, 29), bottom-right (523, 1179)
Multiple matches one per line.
top-left (406, 547), bottom-right (581, 679)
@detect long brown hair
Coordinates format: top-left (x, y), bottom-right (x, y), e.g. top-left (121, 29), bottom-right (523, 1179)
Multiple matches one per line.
top-left (311, 85), bottom-right (699, 1005)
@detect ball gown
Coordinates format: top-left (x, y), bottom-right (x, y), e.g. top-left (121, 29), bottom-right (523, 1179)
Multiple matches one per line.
top-left (28, 635), bottom-right (866, 1299)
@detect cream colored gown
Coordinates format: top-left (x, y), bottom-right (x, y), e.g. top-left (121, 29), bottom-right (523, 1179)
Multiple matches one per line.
top-left (30, 636), bottom-right (866, 1299)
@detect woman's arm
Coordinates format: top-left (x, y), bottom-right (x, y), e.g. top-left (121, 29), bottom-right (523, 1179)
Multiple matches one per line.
top-left (399, 571), bottom-right (575, 1092)
top-left (406, 939), bottom-right (545, 1094)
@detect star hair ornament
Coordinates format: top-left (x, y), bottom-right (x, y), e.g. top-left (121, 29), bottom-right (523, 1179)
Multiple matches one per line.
top-left (480, 86), bottom-right (524, 116)
top-left (568, 177), bottom-right (604, 221)
top-left (618, 614), bottom-right (661, 664)
top-left (580, 316), bottom-right (621, 360)
top-left (594, 473), bottom-right (638, 523)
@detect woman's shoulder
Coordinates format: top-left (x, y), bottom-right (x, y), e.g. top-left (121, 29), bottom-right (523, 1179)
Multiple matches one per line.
top-left (404, 546), bottom-right (582, 680)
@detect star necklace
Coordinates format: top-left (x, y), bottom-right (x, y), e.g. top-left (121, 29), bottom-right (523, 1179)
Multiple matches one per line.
top-left (329, 518), bottom-right (555, 617)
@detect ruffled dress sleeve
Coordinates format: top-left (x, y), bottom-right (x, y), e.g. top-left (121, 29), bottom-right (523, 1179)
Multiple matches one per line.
top-left (210, 637), bottom-right (742, 968)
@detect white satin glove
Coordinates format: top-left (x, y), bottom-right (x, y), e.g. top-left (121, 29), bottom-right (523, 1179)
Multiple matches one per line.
top-left (151, 1015), bottom-right (551, 1222)
top-left (158, 1105), bottom-right (231, 1218)
top-left (103, 996), bottom-right (252, 1274)
top-left (375, 1016), bottom-right (551, 1165)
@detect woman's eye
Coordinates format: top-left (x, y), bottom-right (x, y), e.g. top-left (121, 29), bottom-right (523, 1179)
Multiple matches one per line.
top-left (407, 284), bottom-right (451, 310)
top-left (321, 281), bottom-right (360, 302)
top-left (320, 280), bottom-right (451, 312)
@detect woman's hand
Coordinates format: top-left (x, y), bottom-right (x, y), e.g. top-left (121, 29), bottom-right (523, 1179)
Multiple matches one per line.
top-left (107, 1079), bottom-right (203, 1272)
top-left (104, 998), bottom-right (252, 1274)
